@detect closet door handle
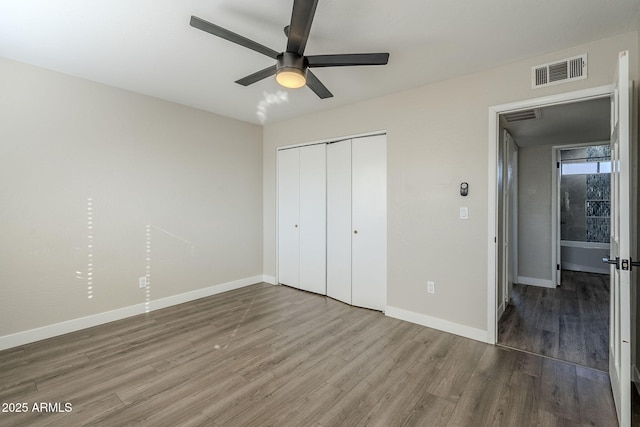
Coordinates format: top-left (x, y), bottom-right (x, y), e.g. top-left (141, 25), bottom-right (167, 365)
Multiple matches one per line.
top-left (353, 230), bottom-right (358, 234)
top-left (294, 224), bottom-right (298, 228)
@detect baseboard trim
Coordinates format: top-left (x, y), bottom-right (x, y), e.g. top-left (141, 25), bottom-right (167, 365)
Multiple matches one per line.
top-left (262, 275), bottom-right (276, 285)
top-left (561, 263), bottom-right (609, 275)
top-left (497, 301), bottom-right (506, 321)
top-left (517, 276), bottom-right (555, 288)
top-left (385, 305), bottom-right (489, 343)
top-left (0, 275), bottom-right (262, 351)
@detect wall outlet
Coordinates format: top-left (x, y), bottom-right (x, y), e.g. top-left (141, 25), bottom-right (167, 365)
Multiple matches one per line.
top-left (139, 276), bottom-right (147, 289)
top-left (427, 281), bottom-right (435, 294)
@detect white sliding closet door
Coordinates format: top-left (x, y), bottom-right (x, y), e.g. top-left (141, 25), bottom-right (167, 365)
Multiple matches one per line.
top-left (299, 144), bottom-right (326, 294)
top-left (327, 140), bottom-right (352, 304)
top-left (277, 148), bottom-right (300, 288)
top-left (352, 135), bottom-right (387, 311)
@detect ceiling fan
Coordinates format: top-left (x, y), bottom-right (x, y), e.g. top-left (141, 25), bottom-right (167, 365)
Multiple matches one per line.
top-left (190, 0), bottom-right (389, 99)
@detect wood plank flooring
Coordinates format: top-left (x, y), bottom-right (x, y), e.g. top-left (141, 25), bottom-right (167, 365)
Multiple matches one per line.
top-left (498, 270), bottom-right (609, 372)
top-left (0, 283), bottom-right (618, 426)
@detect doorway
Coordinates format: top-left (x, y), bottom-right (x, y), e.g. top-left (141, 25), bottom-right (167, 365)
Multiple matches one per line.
top-left (489, 52), bottom-right (635, 426)
top-left (495, 98), bottom-right (612, 371)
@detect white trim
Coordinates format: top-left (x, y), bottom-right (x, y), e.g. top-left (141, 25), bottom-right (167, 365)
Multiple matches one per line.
top-left (561, 240), bottom-right (610, 249)
top-left (262, 275), bottom-right (276, 285)
top-left (561, 262), bottom-right (609, 275)
top-left (497, 301), bottom-right (506, 321)
top-left (0, 275), bottom-right (262, 351)
top-left (276, 129), bottom-right (387, 151)
top-left (517, 276), bottom-right (556, 288)
top-left (487, 84), bottom-right (614, 345)
top-left (385, 305), bottom-right (489, 343)
top-left (487, 109), bottom-right (499, 345)
top-left (552, 148), bottom-right (560, 285)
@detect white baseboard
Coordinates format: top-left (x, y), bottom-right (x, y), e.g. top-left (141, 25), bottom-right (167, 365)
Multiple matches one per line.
top-left (561, 263), bottom-right (609, 275)
top-left (0, 275), bottom-right (262, 351)
top-left (497, 301), bottom-right (506, 321)
top-left (517, 276), bottom-right (555, 288)
top-left (262, 275), bottom-right (276, 285)
top-left (385, 305), bottom-right (489, 343)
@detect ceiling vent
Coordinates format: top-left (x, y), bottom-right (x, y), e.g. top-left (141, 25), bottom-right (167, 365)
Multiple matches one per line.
top-left (532, 54), bottom-right (587, 89)
top-left (502, 108), bottom-right (541, 123)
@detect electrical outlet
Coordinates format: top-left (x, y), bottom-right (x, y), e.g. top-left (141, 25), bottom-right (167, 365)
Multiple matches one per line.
top-left (427, 281), bottom-right (435, 294)
top-left (139, 276), bottom-right (147, 289)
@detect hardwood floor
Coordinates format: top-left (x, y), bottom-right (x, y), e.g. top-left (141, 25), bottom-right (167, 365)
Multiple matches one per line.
top-left (0, 283), bottom-right (617, 426)
top-left (498, 270), bottom-right (609, 372)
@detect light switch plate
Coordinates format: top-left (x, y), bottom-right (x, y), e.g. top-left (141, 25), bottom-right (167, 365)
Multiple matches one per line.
top-left (460, 207), bottom-right (469, 220)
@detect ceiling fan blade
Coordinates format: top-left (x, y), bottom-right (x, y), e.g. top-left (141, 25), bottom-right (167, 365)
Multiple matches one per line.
top-left (235, 65), bottom-right (278, 86)
top-left (306, 70), bottom-right (333, 99)
top-left (306, 53), bottom-right (390, 68)
top-left (286, 0), bottom-right (318, 56)
top-left (190, 16), bottom-right (279, 59)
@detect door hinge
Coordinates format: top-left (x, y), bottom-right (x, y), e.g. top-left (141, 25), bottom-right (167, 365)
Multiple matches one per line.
top-left (556, 264), bottom-right (560, 271)
top-left (557, 162), bottom-right (560, 169)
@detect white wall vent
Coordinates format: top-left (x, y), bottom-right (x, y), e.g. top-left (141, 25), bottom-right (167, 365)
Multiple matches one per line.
top-left (532, 54), bottom-right (587, 89)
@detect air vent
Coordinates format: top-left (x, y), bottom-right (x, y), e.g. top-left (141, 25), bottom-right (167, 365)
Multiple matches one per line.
top-left (502, 109), bottom-right (541, 123)
top-left (532, 54), bottom-right (587, 88)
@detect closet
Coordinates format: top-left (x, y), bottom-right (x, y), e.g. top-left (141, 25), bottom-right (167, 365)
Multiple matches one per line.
top-left (277, 134), bottom-right (386, 311)
top-left (277, 144), bottom-right (326, 295)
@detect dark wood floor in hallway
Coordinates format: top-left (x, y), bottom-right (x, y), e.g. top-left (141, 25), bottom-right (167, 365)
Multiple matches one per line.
top-left (498, 270), bottom-right (609, 372)
top-left (0, 283), bottom-right (617, 426)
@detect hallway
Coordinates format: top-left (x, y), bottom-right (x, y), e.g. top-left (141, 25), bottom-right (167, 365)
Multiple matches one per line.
top-left (498, 270), bottom-right (609, 371)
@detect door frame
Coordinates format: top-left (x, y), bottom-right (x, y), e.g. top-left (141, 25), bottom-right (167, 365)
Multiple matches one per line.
top-left (500, 130), bottom-right (518, 318)
top-left (487, 84), bottom-right (614, 344)
top-left (275, 130), bottom-right (386, 288)
top-left (552, 140), bottom-right (612, 286)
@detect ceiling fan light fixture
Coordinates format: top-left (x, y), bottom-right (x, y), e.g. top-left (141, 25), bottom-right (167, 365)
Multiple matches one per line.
top-left (276, 67), bottom-right (307, 89)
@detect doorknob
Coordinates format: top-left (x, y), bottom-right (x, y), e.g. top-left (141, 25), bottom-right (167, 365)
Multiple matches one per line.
top-left (353, 230), bottom-right (358, 234)
top-left (294, 224), bottom-right (298, 228)
top-left (602, 256), bottom-right (620, 269)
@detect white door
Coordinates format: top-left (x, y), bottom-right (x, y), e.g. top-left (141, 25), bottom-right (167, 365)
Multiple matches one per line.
top-left (299, 144), bottom-right (327, 295)
top-left (607, 50), bottom-right (632, 427)
top-left (277, 148), bottom-right (300, 288)
top-left (327, 140), bottom-right (352, 304)
top-left (503, 131), bottom-right (518, 302)
top-left (352, 135), bottom-right (387, 311)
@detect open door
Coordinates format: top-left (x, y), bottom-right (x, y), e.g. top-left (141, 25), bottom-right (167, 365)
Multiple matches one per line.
top-left (606, 50), bottom-right (632, 427)
top-left (502, 131), bottom-right (518, 306)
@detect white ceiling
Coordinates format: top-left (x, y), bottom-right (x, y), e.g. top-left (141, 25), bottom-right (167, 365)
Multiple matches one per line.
top-left (1, 0), bottom-right (639, 124)
top-left (503, 97), bottom-right (611, 147)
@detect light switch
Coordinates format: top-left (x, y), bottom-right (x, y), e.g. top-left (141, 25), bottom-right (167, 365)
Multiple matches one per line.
top-left (460, 207), bottom-right (469, 220)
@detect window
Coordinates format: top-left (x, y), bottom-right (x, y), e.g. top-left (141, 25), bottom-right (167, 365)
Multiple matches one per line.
top-left (561, 160), bottom-right (611, 175)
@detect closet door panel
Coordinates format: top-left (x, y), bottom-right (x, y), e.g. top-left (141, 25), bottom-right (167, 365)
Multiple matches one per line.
top-left (277, 148), bottom-right (300, 288)
top-left (352, 135), bottom-right (387, 311)
top-left (326, 140), bottom-right (352, 304)
top-left (299, 144), bottom-right (327, 295)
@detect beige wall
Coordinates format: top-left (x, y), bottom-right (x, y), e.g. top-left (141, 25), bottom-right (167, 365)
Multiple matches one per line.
top-left (263, 32), bottom-right (638, 332)
top-left (0, 58), bottom-right (263, 336)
